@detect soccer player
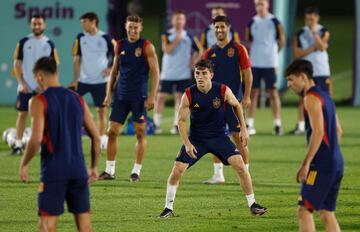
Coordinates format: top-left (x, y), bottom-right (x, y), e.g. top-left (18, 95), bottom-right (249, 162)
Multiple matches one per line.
top-left (69, 12), bottom-right (115, 147)
top-left (246, 0), bottom-right (285, 136)
top-left (200, 6), bottom-right (240, 49)
top-left (292, 7), bottom-right (332, 135)
top-left (202, 16), bottom-right (252, 184)
top-left (12, 14), bottom-right (59, 154)
top-left (286, 59), bottom-right (343, 232)
top-left (99, 15), bottom-right (160, 181)
top-left (159, 60), bottom-right (267, 218)
top-left (153, 10), bottom-right (200, 134)
top-left (19, 57), bottom-right (100, 232)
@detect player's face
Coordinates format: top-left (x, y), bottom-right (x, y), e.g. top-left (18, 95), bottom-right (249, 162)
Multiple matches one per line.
top-left (211, 9), bottom-right (226, 19)
top-left (194, 68), bottom-right (213, 88)
top-left (30, 18), bottom-right (45, 36)
top-left (125, 21), bottom-right (142, 41)
top-left (254, 0), bottom-right (269, 15)
top-left (214, 22), bottom-right (229, 41)
top-left (287, 74), bottom-right (306, 94)
top-left (80, 18), bottom-right (95, 33)
top-left (172, 14), bottom-right (186, 30)
top-left (305, 13), bottom-right (320, 27)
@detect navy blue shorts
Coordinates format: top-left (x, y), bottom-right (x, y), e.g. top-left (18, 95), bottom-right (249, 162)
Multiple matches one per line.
top-left (252, 68), bottom-right (277, 89)
top-left (38, 178), bottom-right (90, 216)
top-left (77, 82), bottom-right (106, 107)
top-left (298, 168), bottom-right (343, 212)
top-left (313, 76), bottom-right (331, 93)
top-left (110, 99), bottom-right (146, 124)
top-left (176, 136), bottom-right (240, 168)
top-left (225, 104), bottom-right (240, 132)
top-left (160, 80), bottom-right (191, 94)
top-left (15, 92), bottom-right (37, 111)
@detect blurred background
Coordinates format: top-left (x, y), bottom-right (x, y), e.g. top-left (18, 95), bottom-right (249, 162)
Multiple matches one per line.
top-left (0, 0), bottom-right (356, 106)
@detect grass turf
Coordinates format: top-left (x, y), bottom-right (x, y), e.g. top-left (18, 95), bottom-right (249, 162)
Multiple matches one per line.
top-left (0, 106), bottom-right (359, 231)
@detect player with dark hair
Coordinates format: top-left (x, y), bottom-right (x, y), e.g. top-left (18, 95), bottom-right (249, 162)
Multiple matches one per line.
top-left (202, 15), bottom-right (253, 184)
top-left (12, 14), bottom-right (59, 154)
top-left (19, 56), bottom-right (100, 232)
top-left (159, 59), bottom-right (267, 218)
top-left (69, 12), bottom-right (115, 149)
top-left (286, 59), bottom-right (343, 232)
top-left (99, 15), bottom-right (160, 182)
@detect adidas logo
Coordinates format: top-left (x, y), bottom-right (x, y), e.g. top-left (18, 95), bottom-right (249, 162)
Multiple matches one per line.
top-left (211, 53), bottom-right (216, 58)
top-left (121, 50), bottom-right (125, 55)
top-left (194, 103), bottom-right (200, 108)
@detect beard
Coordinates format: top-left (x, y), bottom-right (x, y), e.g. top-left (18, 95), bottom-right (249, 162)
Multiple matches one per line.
top-left (32, 29), bottom-right (45, 36)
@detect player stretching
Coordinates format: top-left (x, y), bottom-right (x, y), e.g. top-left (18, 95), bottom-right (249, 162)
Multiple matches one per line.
top-left (202, 16), bottom-right (253, 184)
top-left (19, 57), bottom-right (100, 232)
top-left (286, 59), bottom-right (343, 232)
top-left (99, 15), bottom-right (160, 181)
top-left (159, 60), bottom-right (267, 218)
top-left (69, 12), bottom-right (115, 147)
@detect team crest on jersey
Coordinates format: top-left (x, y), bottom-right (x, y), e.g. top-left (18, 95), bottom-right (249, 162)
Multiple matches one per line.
top-left (135, 47), bottom-right (142, 57)
top-left (213, 97), bottom-right (221, 109)
top-left (227, 47), bottom-right (235, 57)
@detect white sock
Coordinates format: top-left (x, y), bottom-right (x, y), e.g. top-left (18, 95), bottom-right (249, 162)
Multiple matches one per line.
top-left (298, 121), bottom-right (305, 131)
top-left (245, 164), bottom-right (249, 171)
top-left (173, 111), bottom-right (178, 126)
top-left (247, 118), bottom-right (254, 128)
top-left (15, 139), bottom-right (23, 148)
top-left (274, 119), bottom-right (281, 127)
top-left (105, 160), bottom-right (116, 175)
top-left (214, 163), bottom-right (224, 177)
top-left (165, 184), bottom-right (177, 210)
top-left (154, 113), bottom-right (162, 127)
top-left (131, 163), bottom-right (142, 175)
top-left (246, 193), bottom-right (256, 207)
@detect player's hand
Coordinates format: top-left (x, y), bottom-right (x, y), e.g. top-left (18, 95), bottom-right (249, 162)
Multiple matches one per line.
top-left (68, 80), bottom-right (78, 91)
top-left (144, 96), bottom-right (155, 110)
top-left (240, 129), bottom-right (249, 147)
top-left (242, 96), bottom-right (251, 109)
top-left (88, 167), bottom-right (98, 184)
top-left (175, 31), bottom-right (183, 41)
top-left (185, 143), bottom-right (197, 159)
top-left (103, 94), bottom-right (112, 107)
top-left (296, 164), bottom-right (309, 183)
top-left (101, 68), bottom-right (111, 77)
top-left (19, 83), bottom-right (29, 93)
top-left (19, 165), bottom-right (29, 183)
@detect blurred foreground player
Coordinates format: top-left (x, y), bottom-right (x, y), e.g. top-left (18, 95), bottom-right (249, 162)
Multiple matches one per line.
top-left (19, 57), bottom-right (100, 232)
top-left (159, 60), bottom-right (267, 218)
top-left (286, 59), bottom-right (343, 232)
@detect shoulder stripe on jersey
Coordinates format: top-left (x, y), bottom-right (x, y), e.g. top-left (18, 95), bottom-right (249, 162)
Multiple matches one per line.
top-left (234, 43), bottom-right (251, 70)
top-left (37, 94), bottom-right (54, 153)
top-left (220, 84), bottom-right (227, 111)
top-left (72, 33), bottom-right (84, 57)
top-left (185, 88), bottom-right (192, 108)
top-left (14, 37), bottom-right (29, 61)
top-left (115, 40), bottom-right (122, 56)
top-left (37, 94), bottom-right (48, 114)
top-left (143, 39), bottom-right (151, 66)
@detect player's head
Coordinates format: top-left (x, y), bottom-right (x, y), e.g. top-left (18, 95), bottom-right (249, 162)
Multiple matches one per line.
top-left (254, 0), bottom-right (269, 16)
top-left (213, 16), bottom-right (230, 42)
top-left (172, 10), bottom-right (186, 30)
top-left (80, 12), bottom-right (99, 32)
top-left (125, 15), bottom-right (143, 42)
top-left (30, 15), bottom-right (46, 36)
top-left (33, 56), bottom-right (58, 89)
top-left (285, 59), bottom-right (314, 94)
top-left (194, 60), bottom-right (214, 88)
top-left (211, 6), bottom-right (226, 19)
top-left (304, 7), bottom-right (320, 26)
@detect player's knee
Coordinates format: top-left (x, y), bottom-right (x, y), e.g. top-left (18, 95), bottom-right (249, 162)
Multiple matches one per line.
top-left (319, 211), bottom-right (333, 224)
top-left (18, 112), bottom-right (27, 120)
top-left (78, 223), bottom-right (92, 232)
top-left (135, 127), bottom-right (146, 141)
top-left (298, 206), bottom-right (310, 218)
top-left (96, 108), bottom-right (106, 117)
top-left (107, 127), bottom-right (119, 139)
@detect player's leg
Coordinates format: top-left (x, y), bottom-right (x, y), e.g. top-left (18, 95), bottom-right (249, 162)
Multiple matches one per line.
top-left (291, 97), bottom-right (305, 135)
top-left (265, 68), bottom-right (282, 135)
top-left (154, 80), bottom-right (171, 134)
top-left (39, 216), bottom-right (58, 232)
top-left (247, 68), bottom-right (261, 135)
top-left (130, 121), bottom-right (146, 181)
top-left (91, 83), bottom-right (108, 148)
top-left (170, 91), bottom-right (182, 134)
top-left (74, 213), bottom-right (93, 232)
top-left (319, 210), bottom-right (340, 232)
top-left (298, 206), bottom-right (315, 232)
top-left (231, 132), bottom-right (249, 166)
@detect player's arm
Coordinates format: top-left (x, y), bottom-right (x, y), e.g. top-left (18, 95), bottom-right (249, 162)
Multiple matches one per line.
top-left (312, 29), bottom-right (329, 51)
top-left (296, 94), bottom-right (324, 183)
top-left (13, 43), bottom-right (28, 93)
top-left (82, 100), bottom-right (101, 183)
top-left (162, 33), bottom-right (182, 54)
top-left (242, 68), bottom-right (253, 108)
top-left (70, 56), bottom-right (80, 89)
top-left (293, 37), bottom-right (316, 58)
top-left (277, 23), bottom-right (286, 51)
top-left (224, 86), bottom-right (249, 146)
top-left (19, 96), bottom-right (44, 183)
top-left (145, 42), bottom-right (160, 110)
top-left (104, 45), bottom-right (120, 106)
top-left (191, 36), bottom-right (202, 66)
top-left (335, 114), bottom-right (342, 144)
top-left (178, 93), bottom-right (197, 159)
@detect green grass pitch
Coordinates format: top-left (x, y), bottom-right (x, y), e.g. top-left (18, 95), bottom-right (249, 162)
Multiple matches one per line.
top-left (0, 106), bottom-right (359, 231)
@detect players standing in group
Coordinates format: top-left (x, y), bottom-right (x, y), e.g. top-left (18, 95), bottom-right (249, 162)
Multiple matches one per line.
top-left (153, 10), bottom-right (200, 134)
top-left (159, 60), bottom-right (267, 218)
top-left (99, 15), bottom-right (160, 182)
top-left (246, 0), bottom-right (285, 136)
top-left (69, 12), bottom-right (115, 147)
top-left (286, 59), bottom-right (343, 232)
top-left (19, 57), bottom-right (100, 231)
top-left (12, 15), bottom-right (59, 154)
top-left (202, 16), bottom-right (253, 184)
top-left (292, 7), bottom-right (332, 135)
